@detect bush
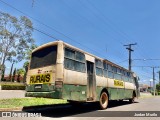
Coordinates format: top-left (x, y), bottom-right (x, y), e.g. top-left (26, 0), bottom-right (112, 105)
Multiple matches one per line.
top-left (1, 84), bottom-right (25, 90)
top-left (151, 91), bottom-right (157, 95)
top-left (151, 91), bottom-right (160, 96)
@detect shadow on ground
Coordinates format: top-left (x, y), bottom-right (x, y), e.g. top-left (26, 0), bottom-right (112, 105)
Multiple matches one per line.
top-left (22, 100), bottom-right (138, 117)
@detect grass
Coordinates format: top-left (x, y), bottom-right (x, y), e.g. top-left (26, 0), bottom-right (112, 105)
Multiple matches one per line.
top-left (0, 98), bottom-right (68, 108)
top-left (0, 82), bottom-right (24, 85)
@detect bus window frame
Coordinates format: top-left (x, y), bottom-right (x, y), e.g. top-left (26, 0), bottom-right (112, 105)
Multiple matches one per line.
top-left (64, 47), bottom-right (86, 73)
top-left (95, 59), bottom-right (103, 77)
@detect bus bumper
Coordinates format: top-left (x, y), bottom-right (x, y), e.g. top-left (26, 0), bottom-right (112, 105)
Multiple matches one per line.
top-left (25, 91), bottom-right (62, 99)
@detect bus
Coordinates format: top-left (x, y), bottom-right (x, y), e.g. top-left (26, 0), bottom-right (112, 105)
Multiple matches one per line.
top-left (25, 40), bottom-right (140, 109)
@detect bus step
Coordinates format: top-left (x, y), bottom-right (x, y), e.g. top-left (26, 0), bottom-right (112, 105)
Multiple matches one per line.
top-left (87, 97), bottom-right (93, 101)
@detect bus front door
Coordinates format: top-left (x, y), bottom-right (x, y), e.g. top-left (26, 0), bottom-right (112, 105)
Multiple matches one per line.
top-left (87, 61), bottom-right (95, 101)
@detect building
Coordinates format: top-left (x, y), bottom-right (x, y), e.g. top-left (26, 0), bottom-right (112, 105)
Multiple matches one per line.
top-left (139, 84), bottom-right (151, 92)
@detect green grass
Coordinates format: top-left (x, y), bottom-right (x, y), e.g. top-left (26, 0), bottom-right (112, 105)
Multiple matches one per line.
top-left (0, 98), bottom-right (68, 108)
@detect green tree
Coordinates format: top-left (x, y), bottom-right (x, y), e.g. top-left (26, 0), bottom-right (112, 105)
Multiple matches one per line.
top-left (25, 44), bottom-right (37, 60)
top-left (23, 44), bottom-right (37, 83)
top-left (23, 61), bottom-right (29, 83)
top-left (17, 68), bottom-right (25, 83)
top-left (156, 84), bottom-right (160, 92)
top-left (17, 68), bottom-right (25, 76)
top-left (0, 11), bottom-right (35, 80)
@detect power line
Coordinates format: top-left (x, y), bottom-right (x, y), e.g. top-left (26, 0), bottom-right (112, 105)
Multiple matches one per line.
top-left (32, 27), bottom-right (57, 40)
top-left (0, 0), bottom-right (109, 59)
top-left (0, 11), bottom-right (58, 40)
top-left (1, 0), bottom-right (158, 81)
top-left (86, 0), bottom-right (159, 72)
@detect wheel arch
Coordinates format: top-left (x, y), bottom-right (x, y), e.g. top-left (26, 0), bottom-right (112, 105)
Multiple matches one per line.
top-left (133, 90), bottom-right (136, 97)
top-left (100, 88), bottom-right (109, 100)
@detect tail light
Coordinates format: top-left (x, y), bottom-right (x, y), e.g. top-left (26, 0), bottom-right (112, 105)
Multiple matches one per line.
top-left (55, 81), bottom-right (63, 88)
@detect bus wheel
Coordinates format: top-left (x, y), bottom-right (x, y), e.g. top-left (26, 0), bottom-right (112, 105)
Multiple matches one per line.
top-left (129, 94), bottom-right (135, 103)
top-left (99, 92), bottom-right (108, 109)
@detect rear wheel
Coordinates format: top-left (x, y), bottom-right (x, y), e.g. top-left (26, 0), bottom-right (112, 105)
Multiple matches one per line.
top-left (99, 92), bottom-right (108, 109)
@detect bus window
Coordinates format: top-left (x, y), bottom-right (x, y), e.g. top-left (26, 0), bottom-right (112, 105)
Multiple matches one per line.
top-left (103, 62), bottom-right (108, 70)
top-left (112, 66), bottom-right (117, 73)
top-left (95, 59), bottom-right (103, 76)
top-left (64, 48), bottom-right (86, 73)
top-left (64, 58), bottom-right (74, 70)
top-left (95, 59), bottom-right (103, 68)
top-left (30, 45), bottom-right (57, 69)
top-left (103, 70), bottom-right (108, 78)
top-left (75, 61), bottom-right (86, 72)
top-left (117, 68), bottom-right (121, 74)
top-left (96, 68), bottom-right (103, 76)
top-left (65, 48), bottom-right (75, 59)
top-left (108, 64), bottom-right (112, 71)
top-left (114, 74), bottom-right (121, 80)
top-left (76, 51), bottom-right (85, 62)
top-left (108, 71), bottom-right (114, 79)
top-left (103, 62), bottom-right (108, 78)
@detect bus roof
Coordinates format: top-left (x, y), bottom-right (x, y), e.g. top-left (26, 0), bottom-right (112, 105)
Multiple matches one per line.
top-left (32, 40), bottom-right (132, 73)
top-left (63, 41), bottom-right (131, 73)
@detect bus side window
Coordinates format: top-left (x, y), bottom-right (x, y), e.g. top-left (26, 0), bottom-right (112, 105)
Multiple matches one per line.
top-left (76, 52), bottom-right (85, 62)
top-left (103, 62), bottom-right (108, 78)
top-left (75, 51), bottom-right (86, 72)
top-left (108, 64), bottom-right (114, 79)
top-left (95, 59), bottom-right (103, 76)
top-left (65, 48), bottom-right (75, 59)
top-left (115, 68), bottom-right (122, 80)
top-left (64, 58), bottom-right (75, 70)
top-left (64, 48), bottom-right (86, 73)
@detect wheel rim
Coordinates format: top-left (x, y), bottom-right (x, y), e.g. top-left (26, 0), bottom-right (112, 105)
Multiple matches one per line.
top-left (100, 92), bottom-right (108, 109)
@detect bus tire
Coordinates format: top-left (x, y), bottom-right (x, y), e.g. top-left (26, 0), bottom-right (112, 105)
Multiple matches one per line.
top-left (129, 93), bottom-right (135, 103)
top-left (99, 92), bottom-right (108, 109)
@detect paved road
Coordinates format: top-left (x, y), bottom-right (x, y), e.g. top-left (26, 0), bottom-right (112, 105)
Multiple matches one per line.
top-left (0, 91), bottom-right (159, 120)
top-left (1, 96), bottom-right (158, 120)
top-left (0, 90), bottom-right (26, 99)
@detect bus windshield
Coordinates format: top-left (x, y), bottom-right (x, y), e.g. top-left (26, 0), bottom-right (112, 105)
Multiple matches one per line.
top-left (30, 45), bottom-right (57, 69)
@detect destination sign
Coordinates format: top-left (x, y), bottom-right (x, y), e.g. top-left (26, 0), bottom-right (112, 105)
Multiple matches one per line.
top-left (29, 73), bottom-right (51, 84)
top-left (114, 80), bottom-right (124, 87)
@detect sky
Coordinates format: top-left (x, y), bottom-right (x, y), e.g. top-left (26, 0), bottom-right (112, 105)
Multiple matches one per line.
top-left (1, 0), bottom-right (160, 86)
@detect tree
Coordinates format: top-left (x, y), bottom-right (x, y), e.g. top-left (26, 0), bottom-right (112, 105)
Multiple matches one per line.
top-left (17, 68), bottom-right (25, 76)
top-left (12, 68), bottom-right (16, 82)
top-left (1, 66), bottom-right (5, 81)
top-left (25, 44), bottom-right (37, 60)
top-left (156, 84), bottom-right (160, 92)
top-left (23, 43), bottom-right (37, 83)
top-left (23, 61), bottom-right (29, 83)
top-left (0, 11), bottom-right (35, 80)
top-left (17, 68), bottom-right (25, 83)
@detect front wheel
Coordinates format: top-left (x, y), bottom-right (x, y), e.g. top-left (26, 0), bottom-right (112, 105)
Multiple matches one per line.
top-left (129, 94), bottom-right (135, 103)
top-left (99, 92), bottom-right (108, 109)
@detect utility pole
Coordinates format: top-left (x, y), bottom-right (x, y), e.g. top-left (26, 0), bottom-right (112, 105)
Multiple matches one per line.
top-left (124, 43), bottom-right (137, 71)
top-left (157, 71), bottom-right (160, 84)
top-left (152, 67), bottom-right (155, 96)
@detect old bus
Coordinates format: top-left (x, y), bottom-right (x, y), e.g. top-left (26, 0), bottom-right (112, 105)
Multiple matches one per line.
top-left (25, 40), bottom-right (140, 109)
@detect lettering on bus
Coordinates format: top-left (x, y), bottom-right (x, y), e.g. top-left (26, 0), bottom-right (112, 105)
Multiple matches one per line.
top-left (30, 73), bottom-right (51, 84)
top-left (114, 80), bottom-right (124, 87)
